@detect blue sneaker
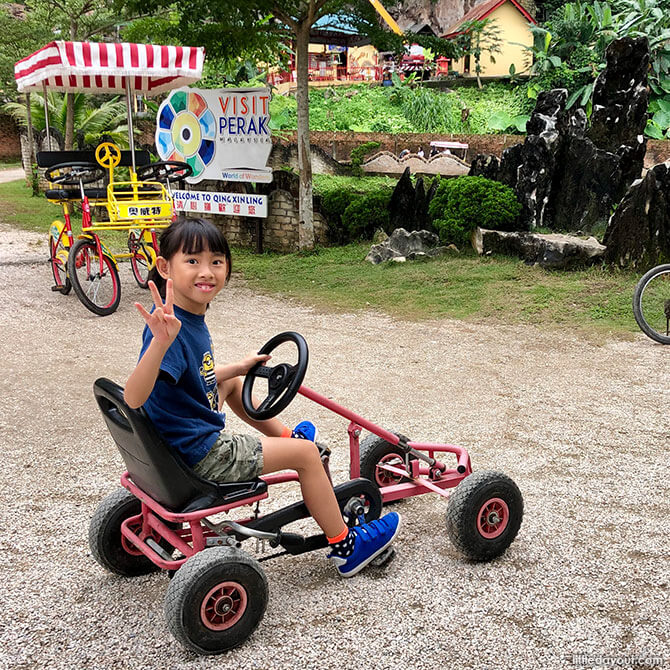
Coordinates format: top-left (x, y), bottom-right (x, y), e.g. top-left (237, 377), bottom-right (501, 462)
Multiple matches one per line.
top-left (292, 420), bottom-right (319, 442)
top-left (329, 512), bottom-right (401, 577)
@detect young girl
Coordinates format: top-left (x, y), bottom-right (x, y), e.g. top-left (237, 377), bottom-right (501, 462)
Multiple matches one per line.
top-left (124, 217), bottom-right (400, 577)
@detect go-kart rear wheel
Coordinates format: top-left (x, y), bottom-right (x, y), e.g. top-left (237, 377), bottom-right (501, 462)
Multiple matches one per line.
top-left (359, 432), bottom-right (413, 490)
top-left (165, 547), bottom-right (268, 655)
top-left (89, 488), bottom-right (166, 576)
top-left (445, 470), bottom-right (523, 562)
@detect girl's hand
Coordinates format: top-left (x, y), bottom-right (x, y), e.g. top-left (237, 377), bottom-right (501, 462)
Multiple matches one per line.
top-left (237, 352), bottom-right (271, 376)
top-left (134, 279), bottom-right (181, 347)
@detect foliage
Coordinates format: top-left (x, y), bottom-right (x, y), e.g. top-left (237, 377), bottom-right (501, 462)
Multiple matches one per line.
top-left (341, 191), bottom-right (392, 240)
top-left (428, 176), bottom-right (521, 246)
top-left (350, 141), bottom-right (381, 177)
top-left (2, 92), bottom-right (131, 148)
top-left (454, 17), bottom-right (504, 89)
top-left (270, 82), bottom-right (533, 135)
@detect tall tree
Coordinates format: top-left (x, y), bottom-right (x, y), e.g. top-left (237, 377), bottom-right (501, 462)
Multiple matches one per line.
top-left (121, 0), bottom-right (458, 249)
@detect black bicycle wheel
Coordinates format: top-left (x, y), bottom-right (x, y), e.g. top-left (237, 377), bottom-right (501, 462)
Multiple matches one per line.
top-left (633, 264), bottom-right (670, 344)
top-left (67, 238), bottom-right (121, 316)
top-left (49, 235), bottom-right (71, 294)
top-left (128, 231), bottom-right (153, 289)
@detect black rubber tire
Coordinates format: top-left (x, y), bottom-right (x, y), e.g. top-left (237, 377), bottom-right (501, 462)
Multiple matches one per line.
top-left (128, 231), bottom-right (152, 289)
top-left (359, 431), bottom-right (413, 490)
top-left (49, 235), bottom-right (71, 294)
top-left (165, 547), bottom-right (268, 655)
top-left (632, 264), bottom-right (670, 344)
top-left (67, 238), bottom-right (121, 316)
top-left (445, 470), bottom-right (523, 562)
top-left (88, 488), bottom-right (162, 577)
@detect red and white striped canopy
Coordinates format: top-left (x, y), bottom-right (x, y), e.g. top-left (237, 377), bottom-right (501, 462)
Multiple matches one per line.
top-left (15, 41), bottom-right (204, 96)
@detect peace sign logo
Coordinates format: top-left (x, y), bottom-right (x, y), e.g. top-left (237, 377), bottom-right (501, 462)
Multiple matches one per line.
top-left (95, 142), bottom-right (122, 169)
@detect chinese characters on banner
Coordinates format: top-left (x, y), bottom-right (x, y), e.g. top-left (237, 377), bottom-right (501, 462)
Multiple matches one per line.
top-left (172, 189), bottom-right (268, 218)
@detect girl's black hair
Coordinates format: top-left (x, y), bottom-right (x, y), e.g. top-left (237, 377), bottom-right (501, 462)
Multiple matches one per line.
top-left (149, 217), bottom-right (232, 297)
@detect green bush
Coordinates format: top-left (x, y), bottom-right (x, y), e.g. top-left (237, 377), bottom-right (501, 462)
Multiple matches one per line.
top-left (350, 141), bottom-right (381, 177)
top-left (342, 191), bottom-right (392, 240)
top-left (428, 176), bottom-right (521, 247)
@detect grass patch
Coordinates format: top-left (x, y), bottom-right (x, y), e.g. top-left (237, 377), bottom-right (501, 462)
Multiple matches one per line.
top-left (0, 177), bottom-right (640, 338)
top-left (233, 245), bottom-right (639, 337)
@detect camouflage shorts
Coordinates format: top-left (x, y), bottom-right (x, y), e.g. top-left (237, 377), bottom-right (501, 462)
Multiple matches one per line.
top-left (193, 431), bottom-right (264, 483)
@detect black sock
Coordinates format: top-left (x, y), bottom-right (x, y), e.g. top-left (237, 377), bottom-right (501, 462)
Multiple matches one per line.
top-left (329, 529), bottom-right (356, 558)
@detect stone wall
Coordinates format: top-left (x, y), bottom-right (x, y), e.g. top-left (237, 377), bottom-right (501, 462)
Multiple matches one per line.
top-left (0, 115), bottom-right (21, 161)
top-left (276, 131), bottom-right (522, 165)
top-left (195, 174), bottom-right (328, 253)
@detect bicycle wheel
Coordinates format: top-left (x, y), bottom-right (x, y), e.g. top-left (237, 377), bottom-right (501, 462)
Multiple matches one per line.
top-left (633, 264), bottom-right (670, 345)
top-left (67, 238), bottom-right (121, 316)
top-left (128, 231), bottom-right (155, 289)
top-left (49, 235), bottom-right (71, 295)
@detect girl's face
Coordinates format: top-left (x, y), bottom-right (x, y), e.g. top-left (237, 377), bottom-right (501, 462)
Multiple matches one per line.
top-left (156, 245), bottom-right (228, 314)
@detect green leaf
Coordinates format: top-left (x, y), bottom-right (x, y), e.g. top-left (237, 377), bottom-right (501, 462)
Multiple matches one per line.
top-left (566, 88), bottom-right (583, 109)
top-left (645, 119), bottom-right (665, 139)
top-left (580, 83), bottom-right (594, 107)
top-left (548, 56), bottom-right (562, 67)
top-left (656, 97), bottom-right (670, 113)
top-left (513, 114), bottom-right (529, 132)
top-left (488, 110), bottom-right (514, 131)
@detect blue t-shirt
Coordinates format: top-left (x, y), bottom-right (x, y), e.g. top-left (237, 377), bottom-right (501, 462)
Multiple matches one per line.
top-left (140, 305), bottom-right (226, 466)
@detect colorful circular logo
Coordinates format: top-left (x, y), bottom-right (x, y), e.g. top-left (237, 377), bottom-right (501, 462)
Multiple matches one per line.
top-left (156, 90), bottom-right (216, 179)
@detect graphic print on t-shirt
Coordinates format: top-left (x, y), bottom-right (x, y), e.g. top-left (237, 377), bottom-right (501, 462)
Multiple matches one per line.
top-left (199, 352), bottom-right (219, 410)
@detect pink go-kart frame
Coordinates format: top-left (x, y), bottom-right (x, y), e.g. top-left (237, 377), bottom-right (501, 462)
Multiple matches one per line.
top-left (90, 332), bottom-right (523, 656)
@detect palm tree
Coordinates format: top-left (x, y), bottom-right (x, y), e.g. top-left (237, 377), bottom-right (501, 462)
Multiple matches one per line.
top-left (3, 92), bottom-right (132, 148)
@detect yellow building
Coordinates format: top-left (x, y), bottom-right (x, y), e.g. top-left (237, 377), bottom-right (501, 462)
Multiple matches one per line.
top-left (443, 0), bottom-right (537, 78)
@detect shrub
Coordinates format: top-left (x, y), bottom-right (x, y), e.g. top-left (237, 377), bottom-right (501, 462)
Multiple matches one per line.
top-left (428, 176), bottom-right (521, 247)
top-left (342, 191), bottom-right (392, 240)
top-left (349, 141), bottom-right (381, 177)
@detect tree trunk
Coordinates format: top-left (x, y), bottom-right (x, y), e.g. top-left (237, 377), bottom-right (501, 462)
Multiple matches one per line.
top-left (64, 92), bottom-right (75, 150)
top-left (295, 18), bottom-right (314, 250)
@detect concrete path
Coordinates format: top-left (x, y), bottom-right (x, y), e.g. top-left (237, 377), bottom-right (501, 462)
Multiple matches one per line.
top-left (0, 167), bottom-right (24, 183)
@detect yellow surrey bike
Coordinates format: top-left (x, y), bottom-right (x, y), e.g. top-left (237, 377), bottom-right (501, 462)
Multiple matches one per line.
top-left (41, 142), bottom-right (191, 316)
top-left (15, 39), bottom-right (205, 315)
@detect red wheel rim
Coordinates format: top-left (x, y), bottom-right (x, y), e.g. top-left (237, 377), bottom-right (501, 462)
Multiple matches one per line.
top-left (375, 453), bottom-right (405, 486)
top-left (477, 498), bottom-right (509, 539)
top-left (201, 581), bottom-right (248, 631)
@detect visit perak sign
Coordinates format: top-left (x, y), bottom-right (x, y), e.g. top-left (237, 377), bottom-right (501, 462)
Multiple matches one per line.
top-left (156, 86), bottom-right (273, 184)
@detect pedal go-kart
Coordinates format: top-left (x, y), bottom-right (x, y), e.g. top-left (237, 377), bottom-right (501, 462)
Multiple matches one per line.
top-left (90, 332), bottom-right (523, 655)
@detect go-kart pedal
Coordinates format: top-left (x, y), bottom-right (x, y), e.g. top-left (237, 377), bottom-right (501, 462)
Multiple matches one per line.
top-left (370, 545), bottom-right (396, 568)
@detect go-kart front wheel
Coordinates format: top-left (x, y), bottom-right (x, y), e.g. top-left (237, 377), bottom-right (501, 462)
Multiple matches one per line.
top-left (165, 547), bottom-right (268, 655)
top-left (445, 470), bottom-right (523, 562)
top-left (359, 432), bottom-right (413, 490)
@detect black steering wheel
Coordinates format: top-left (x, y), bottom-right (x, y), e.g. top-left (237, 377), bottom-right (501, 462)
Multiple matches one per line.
top-left (135, 161), bottom-right (193, 183)
top-left (242, 332), bottom-right (309, 421)
top-left (45, 162), bottom-right (106, 186)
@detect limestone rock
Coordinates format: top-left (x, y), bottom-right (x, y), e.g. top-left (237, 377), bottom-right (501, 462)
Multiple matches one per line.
top-left (366, 227), bottom-right (446, 264)
top-left (603, 162), bottom-right (670, 269)
top-left (472, 227), bottom-right (606, 269)
top-left (468, 37), bottom-right (649, 235)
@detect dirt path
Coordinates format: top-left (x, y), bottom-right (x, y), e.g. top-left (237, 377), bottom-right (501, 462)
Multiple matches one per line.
top-left (0, 222), bottom-right (668, 670)
top-left (0, 167), bottom-right (25, 184)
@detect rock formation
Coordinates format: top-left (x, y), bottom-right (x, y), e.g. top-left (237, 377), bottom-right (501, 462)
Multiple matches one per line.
top-left (470, 36), bottom-right (649, 234)
top-left (366, 227), bottom-right (454, 264)
top-left (603, 163), bottom-right (670, 269)
top-left (472, 227), bottom-right (606, 269)
top-left (387, 167), bottom-right (439, 233)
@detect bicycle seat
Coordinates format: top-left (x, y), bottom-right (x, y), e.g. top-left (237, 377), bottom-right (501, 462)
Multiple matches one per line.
top-left (44, 188), bottom-right (107, 201)
top-left (93, 378), bottom-right (267, 514)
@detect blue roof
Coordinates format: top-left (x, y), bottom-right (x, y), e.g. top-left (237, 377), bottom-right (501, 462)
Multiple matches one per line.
top-left (313, 14), bottom-right (359, 34)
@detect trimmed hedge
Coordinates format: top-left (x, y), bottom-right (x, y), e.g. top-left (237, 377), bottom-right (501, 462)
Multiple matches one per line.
top-left (428, 176), bottom-right (521, 247)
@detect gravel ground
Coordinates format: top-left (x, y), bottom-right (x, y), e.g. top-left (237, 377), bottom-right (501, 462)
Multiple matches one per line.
top-left (0, 219), bottom-right (668, 670)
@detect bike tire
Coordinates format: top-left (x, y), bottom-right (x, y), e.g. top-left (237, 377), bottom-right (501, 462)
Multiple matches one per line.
top-left (128, 231), bottom-right (154, 289)
top-left (49, 235), bottom-right (71, 294)
top-left (632, 264), bottom-right (670, 345)
top-left (67, 238), bottom-right (121, 316)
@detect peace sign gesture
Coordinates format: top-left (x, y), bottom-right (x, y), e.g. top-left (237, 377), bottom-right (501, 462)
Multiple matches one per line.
top-left (134, 279), bottom-right (182, 347)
